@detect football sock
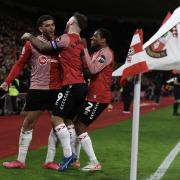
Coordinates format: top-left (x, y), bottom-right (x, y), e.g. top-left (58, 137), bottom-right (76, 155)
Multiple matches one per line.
top-left (17, 129), bottom-right (33, 163)
top-left (78, 132), bottom-right (98, 164)
top-left (45, 128), bottom-right (58, 163)
top-left (55, 123), bottom-right (72, 157)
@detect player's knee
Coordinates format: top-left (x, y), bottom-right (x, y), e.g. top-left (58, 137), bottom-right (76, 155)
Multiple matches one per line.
top-left (74, 121), bottom-right (87, 136)
top-left (23, 117), bottom-right (36, 130)
top-left (51, 115), bottom-right (64, 126)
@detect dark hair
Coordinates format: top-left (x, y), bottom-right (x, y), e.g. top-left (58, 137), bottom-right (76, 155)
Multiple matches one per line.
top-left (97, 28), bottom-right (112, 45)
top-left (73, 12), bottom-right (88, 30)
top-left (36, 15), bottom-right (54, 28)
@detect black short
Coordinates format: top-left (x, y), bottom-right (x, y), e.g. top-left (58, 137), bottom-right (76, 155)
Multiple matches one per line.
top-left (24, 89), bottom-right (60, 111)
top-left (53, 83), bottom-right (88, 119)
top-left (77, 101), bottom-right (108, 126)
top-left (174, 85), bottom-right (180, 100)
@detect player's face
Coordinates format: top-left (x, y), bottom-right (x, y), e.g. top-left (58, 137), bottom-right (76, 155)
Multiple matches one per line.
top-left (39, 20), bottom-right (55, 39)
top-left (90, 31), bottom-right (104, 47)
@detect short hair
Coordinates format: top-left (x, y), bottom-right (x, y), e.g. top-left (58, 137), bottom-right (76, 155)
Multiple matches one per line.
top-left (97, 28), bottom-right (112, 45)
top-left (73, 12), bottom-right (88, 30)
top-left (36, 15), bottom-right (54, 28)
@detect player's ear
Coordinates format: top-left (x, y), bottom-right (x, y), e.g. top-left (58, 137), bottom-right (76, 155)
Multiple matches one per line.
top-left (101, 38), bottom-right (106, 44)
top-left (39, 26), bottom-right (43, 33)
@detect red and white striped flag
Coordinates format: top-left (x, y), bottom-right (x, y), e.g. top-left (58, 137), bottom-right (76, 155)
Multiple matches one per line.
top-left (113, 9), bottom-right (180, 85)
top-left (118, 29), bottom-right (148, 85)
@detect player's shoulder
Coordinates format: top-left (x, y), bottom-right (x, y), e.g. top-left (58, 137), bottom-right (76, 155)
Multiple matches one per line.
top-left (100, 47), bottom-right (113, 57)
top-left (56, 34), bottom-right (69, 42)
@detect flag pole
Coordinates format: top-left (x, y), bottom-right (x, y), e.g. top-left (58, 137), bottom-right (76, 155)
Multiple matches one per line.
top-left (130, 74), bottom-right (141, 180)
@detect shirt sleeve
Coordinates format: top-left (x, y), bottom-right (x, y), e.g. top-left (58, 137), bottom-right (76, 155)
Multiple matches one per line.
top-left (5, 41), bottom-right (32, 85)
top-left (50, 34), bottom-right (70, 50)
top-left (83, 48), bottom-right (113, 74)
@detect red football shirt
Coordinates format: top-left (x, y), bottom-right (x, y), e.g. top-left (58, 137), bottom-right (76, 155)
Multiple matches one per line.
top-left (5, 36), bottom-right (61, 90)
top-left (84, 47), bottom-right (114, 103)
top-left (54, 33), bottom-right (86, 86)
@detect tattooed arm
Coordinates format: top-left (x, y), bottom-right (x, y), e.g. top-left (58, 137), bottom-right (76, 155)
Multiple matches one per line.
top-left (21, 33), bottom-right (53, 53)
top-left (21, 32), bottom-right (69, 53)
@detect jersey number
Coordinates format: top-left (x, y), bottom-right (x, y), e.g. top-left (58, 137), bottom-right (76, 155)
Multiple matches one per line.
top-left (55, 92), bottom-right (63, 105)
top-left (85, 102), bottom-right (93, 112)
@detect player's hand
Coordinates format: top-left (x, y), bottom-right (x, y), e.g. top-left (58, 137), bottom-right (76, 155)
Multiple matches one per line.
top-left (0, 82), bottom-right (8, 91)
top-left (21, 32), bottom-right (32, 40)
top-left (81, 38), bottom-right (87, 48)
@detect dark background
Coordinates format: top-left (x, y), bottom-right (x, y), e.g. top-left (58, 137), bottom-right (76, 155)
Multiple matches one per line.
top-left (0, 0), bottom-right (179, 64)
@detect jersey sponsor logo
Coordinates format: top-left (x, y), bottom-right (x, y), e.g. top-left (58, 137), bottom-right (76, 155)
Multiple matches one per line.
top-left (38, 55), bottom-right (48, 65)
top-left (98, 55), bottom-right (106, 63)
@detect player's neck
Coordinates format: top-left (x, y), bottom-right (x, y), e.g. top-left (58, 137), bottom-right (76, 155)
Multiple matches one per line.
top-left (68, 26), bottom-right (80, 35)
top-left (41, 34), bottom-right (54, 41)
top-left (98, 44), bottom-right (107, 50)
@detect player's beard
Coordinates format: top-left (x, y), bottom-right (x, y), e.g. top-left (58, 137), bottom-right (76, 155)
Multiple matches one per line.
top-left (44, 29), bottom-right (55, 40)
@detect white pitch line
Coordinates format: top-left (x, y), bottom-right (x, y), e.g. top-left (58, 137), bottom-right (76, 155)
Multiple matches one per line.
top-left (147, 140), bottom-right (180, 180)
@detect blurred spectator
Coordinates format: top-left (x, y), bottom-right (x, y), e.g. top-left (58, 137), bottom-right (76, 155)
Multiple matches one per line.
top-left (121, 76), bottom-right (134, 113)
top-left (110, 76), bottom-right (121, 102)
top-left (0, 15), bottom-right (31, 95)
top-left (161, 84), bottom-right (173, 96)
top-left (0, 90), bottom-right (5, 115)
top-left (141, 75), bottom-right (154, 100)
top-left (8, 78), bottom-right (20, 114)
top-left (144, 81), bottom-right (155, 100)
top-left (153, 71), bottom-right (164, 105)
top-left (172, 73), bottom-right (180, 116)
top-left (107, 76), bottom-right (120, 112)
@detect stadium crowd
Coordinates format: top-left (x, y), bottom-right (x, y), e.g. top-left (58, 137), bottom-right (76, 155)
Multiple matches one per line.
top-left (0, 14), bottom-right (176, 116)
top-left (0, 10), bottom-right (179, 175)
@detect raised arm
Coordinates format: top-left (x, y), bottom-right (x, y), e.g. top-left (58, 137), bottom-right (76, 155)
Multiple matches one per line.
top-left (0, 42), bottom-right (32, 91)
top-left (83, 48), bottom-right (113, 74)
top-left (21, 33), bottom-right (70, 53)
top-left (21, 33), bottom-right (53, 53)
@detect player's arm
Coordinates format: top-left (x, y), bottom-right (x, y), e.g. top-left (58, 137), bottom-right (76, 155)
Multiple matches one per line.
top-left (21, 33), bottom-right (69, 53)
top-left (83, 48), bottom-right (113, 74)
top-left (0, 42), bottom-right (32, 91)
top-left (21, 33), bottom-right (53, 52)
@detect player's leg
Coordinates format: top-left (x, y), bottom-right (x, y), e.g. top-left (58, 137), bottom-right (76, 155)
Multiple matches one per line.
top-left (43, 90), bottom-right (62, 170)
top-left (51, 86), bottom-right (75, 171)
top-left (75, 122), bottom-right (101, 172)
top-left (3, 111), bottom-right (42, 168)
top-left (66, 119), bottom-right (81, 168)
top-left (43, 128), bottom-right (60, 170)
top-left (3, 89), bottom-right (47, 169)
top-left (51, 115), bottom-right (76, 171)
top-left (52, 84), bottom-right (87, 171)
top-left (75, 101), bottom-right (107, 171)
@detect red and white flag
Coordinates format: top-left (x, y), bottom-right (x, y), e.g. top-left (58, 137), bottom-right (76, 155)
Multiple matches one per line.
top-left (117, 29), bottom-right (148, 85)
top-left (113, 9), bottom-right (180, 85)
